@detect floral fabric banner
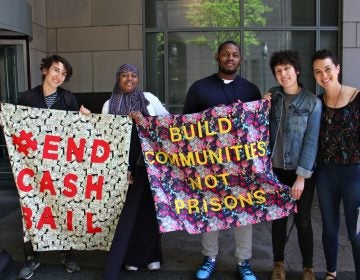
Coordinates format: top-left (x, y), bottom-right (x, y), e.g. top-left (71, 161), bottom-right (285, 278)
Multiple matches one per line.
top-left (136, 100), bottom-right (296, 234)
top-left (0, 103), bottom-right (132, 251)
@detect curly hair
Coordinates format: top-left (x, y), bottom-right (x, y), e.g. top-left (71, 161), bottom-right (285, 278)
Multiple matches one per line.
top-left (269, 50), bottom-right (301, 78)
top-left (40, 54), bottom-right (73, 82)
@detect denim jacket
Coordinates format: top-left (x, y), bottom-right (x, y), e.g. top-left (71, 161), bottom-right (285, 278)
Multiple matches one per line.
top-left (269, 86), bottom-right (322, 178)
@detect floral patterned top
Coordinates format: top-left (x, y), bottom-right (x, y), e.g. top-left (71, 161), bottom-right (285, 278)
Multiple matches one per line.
top-left (317, 91), bottom-right (360, 165)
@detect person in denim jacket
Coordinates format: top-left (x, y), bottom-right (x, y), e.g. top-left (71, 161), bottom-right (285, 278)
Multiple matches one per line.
top-left (264, 50), bottom-right (322, 280)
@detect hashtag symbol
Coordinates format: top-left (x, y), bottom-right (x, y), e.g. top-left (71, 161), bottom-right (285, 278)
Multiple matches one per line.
top-left (12, 130), bottom-right (38, 156)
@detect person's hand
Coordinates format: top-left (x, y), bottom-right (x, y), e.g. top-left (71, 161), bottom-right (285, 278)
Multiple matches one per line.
top-left (80, 105), bottom-right (91, 115)
top-left (291, 176), bottom-right (305, 200)
top-left (263, 92), bottom-right (272, 101)
top-left (129, 110), bottom-right (148, 126)
top-left (127, 171), bottom-right (134, 184)
top-left (128, 110), bottom-right (143, 120)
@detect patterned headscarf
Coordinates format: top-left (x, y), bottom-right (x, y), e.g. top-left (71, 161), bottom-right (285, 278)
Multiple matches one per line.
top-left (108, 64), bottom-right (149, 116)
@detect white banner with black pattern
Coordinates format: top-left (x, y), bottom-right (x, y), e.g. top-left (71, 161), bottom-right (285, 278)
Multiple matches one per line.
top-left (0, 103), bottom-right (132, 251)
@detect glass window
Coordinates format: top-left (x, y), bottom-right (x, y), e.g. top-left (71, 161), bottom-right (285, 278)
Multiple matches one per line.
top-left (321, 0), bottom-right (338, 26)
top-left (168, 0), bottom-right (241, 29)
top-left (145, 0), bottom-right (164, 29)
top-left (146, 33), bottom-right (165, 102)
top-left (0, 41), bottom-right (28, 103)
top-left (145, 0), bottom-right (340, 111)
top-left (319, 31), bottom-right (338, 51)
top-left (244, 31), bottom-right (316, 93)
top-left (0, 39), bottom-right (29, 178)
top-left (245, 0), bottom-right (315, 27)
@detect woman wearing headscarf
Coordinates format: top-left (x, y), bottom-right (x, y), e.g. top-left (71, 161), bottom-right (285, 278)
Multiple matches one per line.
top-left (102, 64), bottom-right (168, 280)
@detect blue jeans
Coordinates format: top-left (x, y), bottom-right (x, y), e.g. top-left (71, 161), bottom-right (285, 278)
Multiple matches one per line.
top-left (315, 163), bottom-right (360, 279)
top-left (272, 168), bottom-right (315, 268)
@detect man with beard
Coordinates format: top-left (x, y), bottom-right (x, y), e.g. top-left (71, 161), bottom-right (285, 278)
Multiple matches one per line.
top-left (183, 41), bottom-right (261, 280)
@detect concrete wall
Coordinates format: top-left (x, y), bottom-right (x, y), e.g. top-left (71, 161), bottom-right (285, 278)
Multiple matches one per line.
top-left (28, 0), bottom-right (47, 87)
top-left (26, 0), bottom-right (360, 104)
top-left (342, 0), bottom-right (360, 87)
top-left (28, 0), bottom-right (143, 108)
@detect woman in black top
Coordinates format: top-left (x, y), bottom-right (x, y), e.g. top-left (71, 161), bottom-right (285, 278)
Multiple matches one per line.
top-left (312, 49), bottom-right (360, 280)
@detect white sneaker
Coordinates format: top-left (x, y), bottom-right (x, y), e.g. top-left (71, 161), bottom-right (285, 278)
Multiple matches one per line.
top-left (147, 261), bottom-right (160, 270)
top-left (125, 265), bottom-right (138, 271)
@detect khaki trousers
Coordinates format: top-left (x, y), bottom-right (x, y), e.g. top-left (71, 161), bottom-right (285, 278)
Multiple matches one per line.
top-left (201, 224), bottom-right (253, 262)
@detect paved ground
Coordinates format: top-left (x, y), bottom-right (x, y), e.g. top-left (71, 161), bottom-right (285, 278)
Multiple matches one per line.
top-left (0, 177), bottom-right (356, 280)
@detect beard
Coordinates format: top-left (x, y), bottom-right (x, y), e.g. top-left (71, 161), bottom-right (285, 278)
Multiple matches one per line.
top-left (218, 65), bottom-right (238, 75)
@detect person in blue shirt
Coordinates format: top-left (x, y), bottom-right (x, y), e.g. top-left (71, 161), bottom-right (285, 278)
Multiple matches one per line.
top-left (183, 40), bottom-right (261, 280)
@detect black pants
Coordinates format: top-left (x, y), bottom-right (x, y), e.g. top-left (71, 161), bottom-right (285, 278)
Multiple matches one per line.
top-left (272, 168), bottom-right (315, 268)
top-left (23, 241), bottom-right (72, 261)
top-left (102, 166), bottom-right (162, 280)
top-left (24, 241), bottom-right (39, 259)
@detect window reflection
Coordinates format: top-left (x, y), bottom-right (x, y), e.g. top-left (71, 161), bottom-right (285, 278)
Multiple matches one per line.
top-left (244, 31), bottom-right (316, 94)
top-left (321, 0), bottom-right (338, 26)
top-left (145, 0), bottom-right (339, 111)
top-left (245, 0), bottom-right (316, 27)
top-left (145, 0), bottom-right (164, 29)
top-left (167, 0), bottom-right (272, 29)
top-left (146, 33), bottom-right (165, 102)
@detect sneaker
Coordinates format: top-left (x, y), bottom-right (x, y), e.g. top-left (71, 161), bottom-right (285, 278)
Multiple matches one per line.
top-left (195, 257), bottom-right (216, 280)
top-left (60, 252), bottom-right (80, 273)
top-left (271, 262), bottom-right (285, 280)
top-left (147, 261), bottom-right (160, 270)
top-left (18, 257), bottom-right (40, 279)
top-left (303, 267), bottom-right (315, 280)
top-left (324, 272), bottom-right (337, 280)
top-left (125, 265), bottom-right (139, 271)
top-left (236, 260), bottom-right (257, 280)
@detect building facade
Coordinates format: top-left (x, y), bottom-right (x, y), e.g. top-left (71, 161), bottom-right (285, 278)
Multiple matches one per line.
top-left (1, 0), bottom-right (360, 112)
top-left (0, 1), bottom-right (360, 173)
top-left (2, 0), bottom-right (360, 174)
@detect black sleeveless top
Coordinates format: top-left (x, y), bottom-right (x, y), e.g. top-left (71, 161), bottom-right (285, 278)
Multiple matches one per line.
top-left (317, 91), bottom-right (360, 165)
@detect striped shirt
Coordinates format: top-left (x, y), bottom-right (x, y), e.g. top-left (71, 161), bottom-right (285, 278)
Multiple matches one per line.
top-left (44, 92), bottom-right (58, 108)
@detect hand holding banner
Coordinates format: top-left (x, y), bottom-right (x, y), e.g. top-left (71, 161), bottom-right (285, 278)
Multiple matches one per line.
top-left (0, 103), bottom-right (132, 251)
top-left (136, 99), bottom-right (296, 234)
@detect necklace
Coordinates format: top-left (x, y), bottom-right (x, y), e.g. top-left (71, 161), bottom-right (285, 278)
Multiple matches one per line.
top-left (323, 85), bottom-right (342, 124)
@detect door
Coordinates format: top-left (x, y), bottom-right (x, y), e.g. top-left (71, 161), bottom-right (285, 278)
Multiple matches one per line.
top-left (0, 39), bottom-right (29, 180)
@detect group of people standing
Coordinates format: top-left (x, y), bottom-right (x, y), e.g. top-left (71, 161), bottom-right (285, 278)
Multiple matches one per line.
top-left (183, 41), bottom-right (359, 280)
top-left (6, 40), bottom-right (359, 280)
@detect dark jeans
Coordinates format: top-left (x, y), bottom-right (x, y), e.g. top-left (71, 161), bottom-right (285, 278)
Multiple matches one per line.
top-left (24, 241), bottom-right (40, 259)
top-left (272, 168), bottom-right (315, 268)
top-left (315, 163), bottom-right (360, 279)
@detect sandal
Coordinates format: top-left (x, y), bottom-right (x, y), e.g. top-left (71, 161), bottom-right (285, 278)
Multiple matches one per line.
top-left (324, 272), bottom-right (337, 280)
